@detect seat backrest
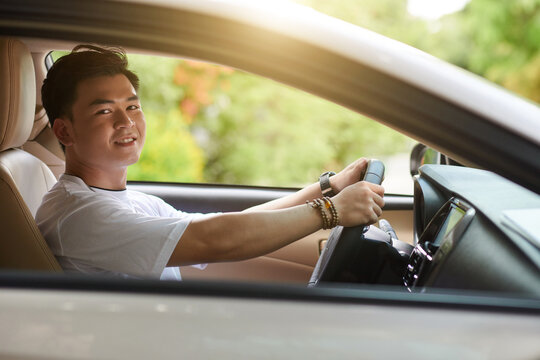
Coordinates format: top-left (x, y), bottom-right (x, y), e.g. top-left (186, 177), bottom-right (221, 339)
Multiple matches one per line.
top-left (22, 51), bottom-right (65, 179)
top-left (0, 37), bottom-right (61, 271)
top-left (22, 105), bottom-right (66, 179)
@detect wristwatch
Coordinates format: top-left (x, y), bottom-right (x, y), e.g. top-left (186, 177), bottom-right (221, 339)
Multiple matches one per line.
top-left (319, 171), bottom-right (336, 197)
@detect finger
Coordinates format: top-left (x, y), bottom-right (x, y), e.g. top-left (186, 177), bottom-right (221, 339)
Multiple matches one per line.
top-left (357, 157), bottom-right (368, 169)
top-left (373, 193), bottom-right (385, 209)
top-left (372, 202), bottom-right (383, 217)
top-left (343, 158), bottom-right (367, 177)
top-left (356, 158), bottom-right (369, 178)
top-left (365, 182), bottom-right (385, 196)
top-left (367, 209), bottom-right (379, 225)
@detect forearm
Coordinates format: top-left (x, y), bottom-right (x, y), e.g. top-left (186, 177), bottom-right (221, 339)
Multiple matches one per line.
top-left (168, 179), bottom-right (385, 267)
top-left (168, 204), bottom-right (322, 266)
top-left (246, 157), bottom-right (368, 212)
top-left (246, 182), bottom-right (324, 211)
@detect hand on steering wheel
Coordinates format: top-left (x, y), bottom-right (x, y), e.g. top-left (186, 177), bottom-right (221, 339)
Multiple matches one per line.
top-left (332, 181), bottom-right (384, 227)
top-left (310, 160), bottom-right (397, 286)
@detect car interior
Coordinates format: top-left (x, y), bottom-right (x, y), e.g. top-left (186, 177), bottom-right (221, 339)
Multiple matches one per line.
top-left (0, 36), bottom-right (415, 283)
top-left (1, 35), bottom-right (539, 297)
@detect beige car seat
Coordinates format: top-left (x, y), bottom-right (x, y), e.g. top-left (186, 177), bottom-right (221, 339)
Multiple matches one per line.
top-left (0, 37), bottom-right (61, 271)
top-left (21, 50), bottom-right (65, 179)
top-left (22, 105), bottom-right (65, 179)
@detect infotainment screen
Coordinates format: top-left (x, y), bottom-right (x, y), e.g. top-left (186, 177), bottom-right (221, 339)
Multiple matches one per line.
top-left (432, 204), bottom-right (466, 246)
top-left (404, 199), bottom-right (473, 289)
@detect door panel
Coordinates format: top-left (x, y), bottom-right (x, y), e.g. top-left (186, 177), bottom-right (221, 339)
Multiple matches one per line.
top-left (180, 253), bottom-right (315, 283)
top-left (128, 182), bottom-right (413, 283)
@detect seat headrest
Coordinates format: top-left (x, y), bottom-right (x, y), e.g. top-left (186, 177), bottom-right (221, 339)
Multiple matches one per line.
top-left (0, 37), bottom-right (36, 152)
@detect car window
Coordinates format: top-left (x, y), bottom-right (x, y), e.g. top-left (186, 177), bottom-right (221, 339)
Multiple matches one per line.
top-left (50, 52), bottom-right (415, 195)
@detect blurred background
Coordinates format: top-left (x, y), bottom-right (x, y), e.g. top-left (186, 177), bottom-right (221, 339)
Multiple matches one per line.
top-left (118, 0), bottom-right (539, 194)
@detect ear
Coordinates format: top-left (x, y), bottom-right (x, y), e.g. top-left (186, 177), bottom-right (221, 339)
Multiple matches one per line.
top-left (52, 117), bottom-right (74, 147)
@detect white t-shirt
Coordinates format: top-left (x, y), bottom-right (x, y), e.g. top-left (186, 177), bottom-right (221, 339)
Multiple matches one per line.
top-left (36, 174), bottom-right (208, 280)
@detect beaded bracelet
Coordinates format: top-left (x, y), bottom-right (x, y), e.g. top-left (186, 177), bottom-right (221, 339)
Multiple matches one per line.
top-left (315, 198), bottom-right (330, 229)
top-left (307, 199), bottom-right (327, 229)
top-left (322, 196), bottom-right (339, 228)
top-left (307, 197), bottom-right (340, 229)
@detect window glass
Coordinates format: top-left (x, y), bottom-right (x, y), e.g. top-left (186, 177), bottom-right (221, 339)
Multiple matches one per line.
top-left (50, 52), bottom-right (415, 194)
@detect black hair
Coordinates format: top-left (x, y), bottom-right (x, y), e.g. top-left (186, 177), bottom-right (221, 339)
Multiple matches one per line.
top-left (41, 44), bottom-right (139, 126)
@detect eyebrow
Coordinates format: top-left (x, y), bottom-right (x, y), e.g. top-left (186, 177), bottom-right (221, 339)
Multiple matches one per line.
top-left (89, 95), bottom-right (139, 107)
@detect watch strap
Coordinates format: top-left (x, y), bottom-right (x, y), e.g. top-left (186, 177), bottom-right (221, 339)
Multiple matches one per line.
top-left (319, 171), bottom-right (336, 197)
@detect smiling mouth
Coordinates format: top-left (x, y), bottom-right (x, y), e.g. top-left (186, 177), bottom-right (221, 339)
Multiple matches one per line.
top-left (114, 137), bottom-right (137, 145)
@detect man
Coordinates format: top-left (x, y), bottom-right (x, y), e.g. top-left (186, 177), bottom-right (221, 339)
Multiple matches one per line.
top-left (36, 45), bottom-right (384, 280)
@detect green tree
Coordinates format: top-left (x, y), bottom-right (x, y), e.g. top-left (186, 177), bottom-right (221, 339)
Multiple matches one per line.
top-left (127, 109), bottom-right (205, 182)
top-left (187, 67), bottom-right (411, 187)
top-left (455, 0), bottom-right (540, 101)
top-left (126, 55), bottom-right (205, 182)
top-left (295, 0), bottom-right (540, 102)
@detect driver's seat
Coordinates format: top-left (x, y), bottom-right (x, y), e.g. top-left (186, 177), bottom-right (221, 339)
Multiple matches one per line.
top-left (0, 37), bottom-right (61, 271)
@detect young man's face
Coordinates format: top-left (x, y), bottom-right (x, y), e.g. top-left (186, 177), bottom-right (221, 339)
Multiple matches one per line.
top-left (61, 74), bottom-right (146, 172)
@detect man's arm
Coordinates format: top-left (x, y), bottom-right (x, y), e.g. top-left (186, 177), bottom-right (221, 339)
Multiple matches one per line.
top-left (167, 180), bottom-right (384, 266)
top-left (246, 158), bottom-right (369, 211)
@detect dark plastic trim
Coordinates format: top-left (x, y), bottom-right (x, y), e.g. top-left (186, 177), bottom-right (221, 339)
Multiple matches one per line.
top-left (127, 181), bottom-right (413, 212)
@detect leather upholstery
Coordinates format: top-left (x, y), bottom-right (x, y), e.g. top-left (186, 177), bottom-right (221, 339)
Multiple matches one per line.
top-left (28, 105), bottom-right (48, 141)
top-left (0, 38), bottom-right (34, 151)
top-left (0, 148), bottom-right (57, 216)
top-left (0, 37), bottom-right (61, 271)
top-left (22, 106), bottom-right (66, 179)
top-left (22, 137), bottom-right (65, 179)
top-left (0, 154), bottom-right (60, 270)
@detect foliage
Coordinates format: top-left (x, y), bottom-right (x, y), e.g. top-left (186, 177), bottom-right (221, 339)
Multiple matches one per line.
top-left (127, 53), bottom-right (412, 187)
top-left (190, 68), bottom-right (411, 186)
top-left (296, 0), bottom-right (540, 102)
top-left (126, 55), bottom-right (205, 182)
top-left (455, 0), bottom-right (540, 102)
top-left (127, 109), bottom-right (205, 182)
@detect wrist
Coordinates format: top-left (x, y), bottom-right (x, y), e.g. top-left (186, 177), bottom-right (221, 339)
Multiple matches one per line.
top-left (306, 197), bottom-right (340, 229)
top-left (319, 171), bottom-right (336, 197)
top-left (328, 176), bottom-right (339, 195)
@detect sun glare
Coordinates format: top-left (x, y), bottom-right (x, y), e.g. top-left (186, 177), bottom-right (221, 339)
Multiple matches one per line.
top-left (407, 0), bottom-right (471, 20)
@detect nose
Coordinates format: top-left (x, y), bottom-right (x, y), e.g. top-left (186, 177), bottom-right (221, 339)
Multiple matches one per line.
top-left (114, 110), bottom-right (135, 129)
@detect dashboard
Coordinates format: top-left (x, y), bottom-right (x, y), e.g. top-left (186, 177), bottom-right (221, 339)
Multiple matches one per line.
top-left (408, 165), bottom-right (540, 295)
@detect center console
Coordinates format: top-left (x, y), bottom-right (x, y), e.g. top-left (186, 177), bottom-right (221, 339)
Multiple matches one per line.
top-left (404, 198), bottom-right (475, 290)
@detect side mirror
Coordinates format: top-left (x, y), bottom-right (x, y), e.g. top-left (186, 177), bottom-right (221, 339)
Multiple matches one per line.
top-left (410, 143), bottom-right (462, 177)
top-left (410, 143), bottom-right (426, 176)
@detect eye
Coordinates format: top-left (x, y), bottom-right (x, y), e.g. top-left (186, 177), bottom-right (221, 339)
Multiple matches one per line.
top-left (95, 108), bottom-right (112, 115)
top-left (127, 104), bottom-right (140, 111)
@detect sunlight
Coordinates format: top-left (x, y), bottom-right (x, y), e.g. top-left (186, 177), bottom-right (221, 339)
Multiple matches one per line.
top-left (407, 0), bottom-right (471, 20)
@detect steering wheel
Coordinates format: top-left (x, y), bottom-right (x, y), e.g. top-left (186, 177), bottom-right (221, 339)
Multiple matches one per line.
top-left (308, 160), bottom-right (407, 286)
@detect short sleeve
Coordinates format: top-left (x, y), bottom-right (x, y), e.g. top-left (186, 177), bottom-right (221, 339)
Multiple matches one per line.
top-left (57, 194), bottom-right (194, 278)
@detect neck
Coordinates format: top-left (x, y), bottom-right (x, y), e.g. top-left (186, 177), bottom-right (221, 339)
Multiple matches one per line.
top-left (64, 156), bottom-right (128, 190)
